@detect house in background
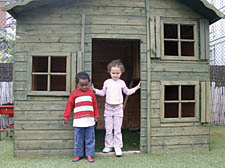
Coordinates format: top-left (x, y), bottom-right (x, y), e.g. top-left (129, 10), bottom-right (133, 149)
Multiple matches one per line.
top-left (1, 0), bottom-right (223, 157)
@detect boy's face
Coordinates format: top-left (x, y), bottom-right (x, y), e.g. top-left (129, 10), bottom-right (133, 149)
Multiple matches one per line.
top-left (77, 79), bottom-right (89, 92)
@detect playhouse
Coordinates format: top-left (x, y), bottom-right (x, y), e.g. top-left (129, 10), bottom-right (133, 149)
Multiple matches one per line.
top-left (2, 0), bottom-right (223, 157)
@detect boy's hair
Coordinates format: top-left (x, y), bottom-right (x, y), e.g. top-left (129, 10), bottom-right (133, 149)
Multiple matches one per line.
top-left (107, 59), bottom-right (125, 73)
top-left (75, 72), bottom-right (90, 84)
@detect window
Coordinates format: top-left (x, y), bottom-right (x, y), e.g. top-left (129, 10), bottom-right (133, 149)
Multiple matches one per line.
top-left (161, 82), bottom-right (199, 122)
top-left (29, 54), bottom-right (70, 95)
top-left (162, 20), bottom-right (198, 60)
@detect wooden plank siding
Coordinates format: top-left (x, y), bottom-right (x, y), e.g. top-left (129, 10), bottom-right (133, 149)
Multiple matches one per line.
top-left (14, 0), bottom-right (147, 157)
top-left (147, 0), bottom-right (210, 154)
top-left (13, 0), bottom-right (211, 156)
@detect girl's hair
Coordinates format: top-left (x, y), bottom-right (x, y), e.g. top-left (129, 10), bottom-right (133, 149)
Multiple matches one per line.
top-left (75, 72), bottom-right (90, 84)
top-left (107, 59), bottom-right (125, 73)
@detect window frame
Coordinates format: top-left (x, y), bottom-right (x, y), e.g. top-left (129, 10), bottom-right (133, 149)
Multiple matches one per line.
top-left (161, 19), bottom-right (199, 61)
top-left (27, 52), bottom-right (71, 96)
top-left (160, 81), bottom-right (200, 123)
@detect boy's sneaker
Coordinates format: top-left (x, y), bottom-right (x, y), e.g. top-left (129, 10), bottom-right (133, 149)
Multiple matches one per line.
top-left (102, 147), bottom-right (113, 153)
top-left (114, 148), bottom-right (122, 157)
top-left (86, 156), bottom-right (94, 163)
top-left (72, 157), bottom-right (81, 162)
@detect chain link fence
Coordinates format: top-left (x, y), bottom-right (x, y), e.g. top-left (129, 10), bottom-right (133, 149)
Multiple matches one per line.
top-left (208, 0), bottom-right (225, 124)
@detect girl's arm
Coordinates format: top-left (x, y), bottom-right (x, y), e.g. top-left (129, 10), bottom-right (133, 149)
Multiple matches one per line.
top-left (92, 82), bottom-right (107, 96)
top-left (122, 81), bottom-right (141, 96)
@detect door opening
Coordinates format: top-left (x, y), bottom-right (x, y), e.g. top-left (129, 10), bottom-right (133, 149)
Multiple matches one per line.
top-left (92, 39), bottom-right (141, 151)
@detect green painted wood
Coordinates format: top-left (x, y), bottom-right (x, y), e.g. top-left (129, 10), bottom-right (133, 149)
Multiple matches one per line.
top-left (71, 0), bottom-right (145, 7)
top-left (48, 6), bottom-right (146, 16)
top-left (200, 19), bottom-right (206, 60)
top-left (14, 62), bottom-right (27, 72)
top-left (17, 33), bottom-right (81, 43)
top-left (150, 16), bottom-right (156, 58)
top-left (151, 126), bottom-right (209, 137)
top-left (201, 82), bottom-right (206, 123)
top-left (151, 144), bottom-right (209, 154)
top-left (15, 120), bottom-right (73, 130)
top-left (206, 82), bottom-right (211, 123)
top-left (14, 72), bottom-right (27, 81)
top-left (86, 15), bottom-right (146, 25)
top-left (14, 52), bottom-right (28, 62)
top-left (205, 20), bottom-right (210, 60)
top-left (14, 110), bottom-right (66, 121)
top-left (155, 16), bottom-right (161, 59)
top-left (19, 14), bottom-right (82, 24)
top-left (16, 43), bottom-right (81, 53)
top-left (151, 100), bottom-right (160, 109)
top-left (151, 108), bottom-right (160, 118)
top-left (150, 0), bottom-right (190, 9)
top-left (141, 81), bottom-right (147, 90)
top-left (14, 81), bottom-right (27, 91)
top-left (14, 101), bottom-right (67, 111)
top-left (151, 62), bottom-right (210, 73)
top-left (15, 130), bottom-right (74, 140)
top-left (151, 82), bottom-right (160, 91)
top-left (151, 72), bottom-right (210, 81)
top-left (15, 139), bottom-right (74, 150)
top-left (17, 24), bottom-right (81, 34)
top-left (151, 90), bottom-right (160, 100)
top-left (151, 135), bottom-right (209, 146)
top-left (86, 34), bottom-right (147, 43)
top-left (14, 92), bottom-right (27, 101)
top-left (85, 25), bottom-right (146, 35)
top-left (149, 8), bottom-right (202, 19)
top-left (14, 149), bottom-right (74, 157)
top-left (201, 81), bottom-right (211, 123)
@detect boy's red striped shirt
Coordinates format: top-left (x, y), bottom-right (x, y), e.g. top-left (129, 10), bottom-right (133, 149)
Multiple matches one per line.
top-left (63, 88), bottom-right (99, 120)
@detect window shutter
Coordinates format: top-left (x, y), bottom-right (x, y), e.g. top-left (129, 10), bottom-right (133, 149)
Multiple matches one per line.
top-left (155, 16), bottom-right (161, 59)
top-left (150, 16), bottom-right (156, 58)
top-left (201, 81), bottom-right (211, 123)
top-left (200, 19), bottom-right (210, 60)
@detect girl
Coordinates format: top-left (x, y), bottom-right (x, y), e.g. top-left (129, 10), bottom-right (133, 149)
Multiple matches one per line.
top-left (92, 59), bottom-right (141, 156)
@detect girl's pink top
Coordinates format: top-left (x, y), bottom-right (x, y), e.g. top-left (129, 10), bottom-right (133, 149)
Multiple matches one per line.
top-left (95, 79), bottom-right (136, 105)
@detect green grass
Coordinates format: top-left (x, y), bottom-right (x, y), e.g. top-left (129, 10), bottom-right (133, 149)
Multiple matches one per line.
top-left (0, 126), bottom-right (225, 168)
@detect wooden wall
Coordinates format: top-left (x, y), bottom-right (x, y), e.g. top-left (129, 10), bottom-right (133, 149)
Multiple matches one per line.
top-left (147, 0), bottom-right (210, 154)
top-left (13, 0), bottom-right (211, 157)
top-left (14, 0), bottom-right (147, 157)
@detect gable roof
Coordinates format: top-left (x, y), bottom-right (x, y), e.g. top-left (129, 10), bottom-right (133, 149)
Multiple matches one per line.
top-left (1, 0), bottom-right (224, 24)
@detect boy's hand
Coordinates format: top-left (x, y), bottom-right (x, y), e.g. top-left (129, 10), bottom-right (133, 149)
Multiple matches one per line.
top-left (91, 83), bottom-right (96, 93)
top-left (63, 120), bottom-right (68, 125)
top-left (135, 81), bottom-right (141, 91)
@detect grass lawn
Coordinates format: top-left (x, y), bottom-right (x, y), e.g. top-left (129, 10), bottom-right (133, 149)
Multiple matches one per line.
top-left (0, 125), bottom-right (225, 168)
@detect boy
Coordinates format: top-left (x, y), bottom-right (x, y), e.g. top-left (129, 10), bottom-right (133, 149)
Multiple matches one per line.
top-left (63, 72), bottom-right (99, 163)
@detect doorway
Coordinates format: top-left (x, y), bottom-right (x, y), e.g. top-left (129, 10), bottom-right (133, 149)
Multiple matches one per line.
top-left (92, 39), bottom-right (141, 151)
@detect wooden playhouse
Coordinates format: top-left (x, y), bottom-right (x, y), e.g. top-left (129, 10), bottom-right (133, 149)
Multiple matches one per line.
top-left (2, 0), bottom-right (223, 157)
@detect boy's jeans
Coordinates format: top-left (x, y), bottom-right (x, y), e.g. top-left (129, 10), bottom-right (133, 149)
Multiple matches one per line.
top-left (74, 126), bottom-right (95, 157)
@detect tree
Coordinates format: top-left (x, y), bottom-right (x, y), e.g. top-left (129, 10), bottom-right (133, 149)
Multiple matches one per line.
top-left (0, 15), bottom-right (16, 63)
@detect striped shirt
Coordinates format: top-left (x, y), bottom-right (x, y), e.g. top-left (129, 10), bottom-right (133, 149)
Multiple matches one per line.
top-left (63, 88), bottom-right (99, 127)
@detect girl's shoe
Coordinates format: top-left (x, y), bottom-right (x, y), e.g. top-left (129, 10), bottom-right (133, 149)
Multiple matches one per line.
top-left (102, 147), bottom-right (113, 153)
top-left (114, 148), bottom-right (122, 157)
top-left (72, 157), bottom-right (81, 162)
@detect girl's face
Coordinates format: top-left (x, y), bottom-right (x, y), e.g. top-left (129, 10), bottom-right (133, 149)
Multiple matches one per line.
top-left (110, 66), bottom-right (122, 81)
top-left (77, 79), bottom-right (89, 92)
